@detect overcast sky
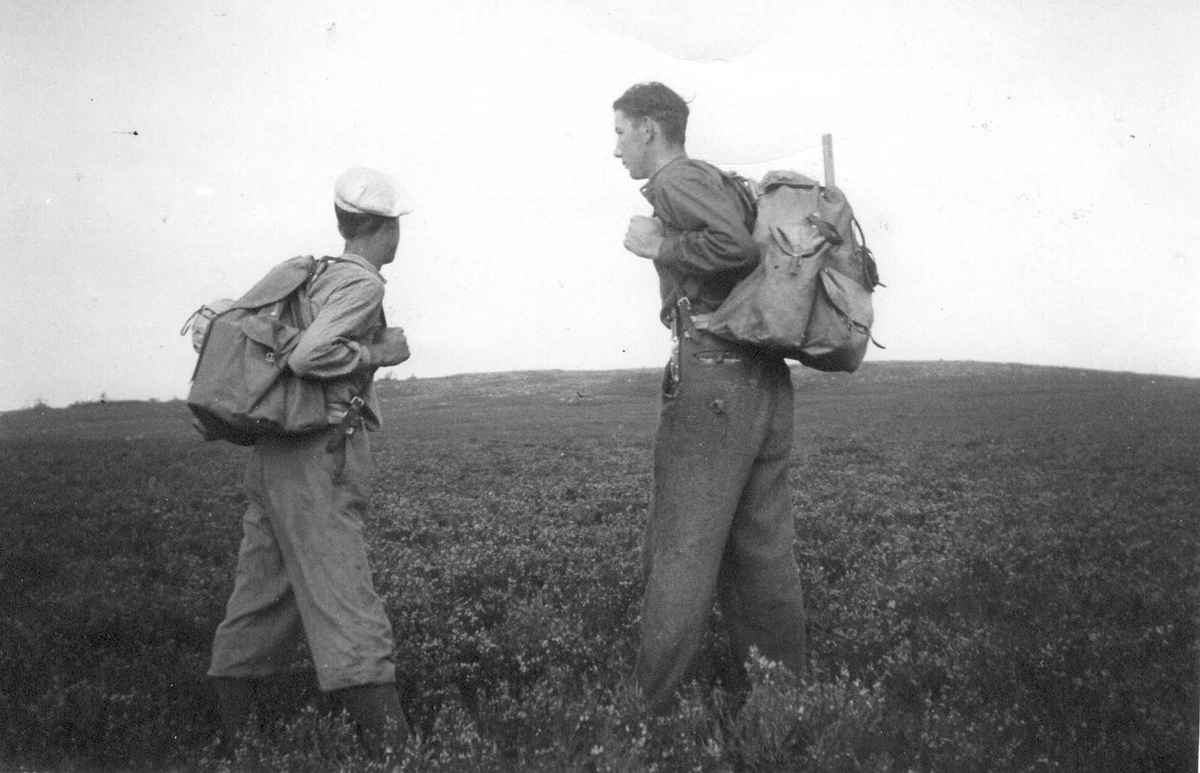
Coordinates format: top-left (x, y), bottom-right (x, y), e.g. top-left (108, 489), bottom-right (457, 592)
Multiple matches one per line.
top-left (2, 0), bottom-right (1197, 411)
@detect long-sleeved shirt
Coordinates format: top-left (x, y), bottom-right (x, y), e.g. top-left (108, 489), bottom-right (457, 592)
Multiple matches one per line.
top-left (288, 253), bottom-right (387, 429)
top-left (640, 157), bottom-right (759, 326)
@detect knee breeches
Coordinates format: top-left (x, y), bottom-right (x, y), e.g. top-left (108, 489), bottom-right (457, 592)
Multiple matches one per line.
top-left (208, 428), bottom-right (397, 692)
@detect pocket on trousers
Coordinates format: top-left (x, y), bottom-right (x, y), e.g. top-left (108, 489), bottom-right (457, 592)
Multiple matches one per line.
top-left (692, 348), bottom-right (756, 393)
top-left (669, 355), bottom-right (736, 445)
top-left (694, 350), bottom-right (743, 367)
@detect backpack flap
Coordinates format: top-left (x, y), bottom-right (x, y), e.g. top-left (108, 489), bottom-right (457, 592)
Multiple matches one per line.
top-left (761, 170), bottom-right (821, 192)
top-left (232, 255), bottom-right (319, 309)
top-left (234, 311), bottom-right (326, 433)
top-left (770, 184), bottom-right (827, 262)
top-left (240, 307), bottom-right (304, 363)
top-left (796, 268), bottom-right (874, 373)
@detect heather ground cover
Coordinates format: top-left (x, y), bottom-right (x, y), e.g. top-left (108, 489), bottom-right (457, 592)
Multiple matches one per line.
top-left (0, 362), bottom-right (1196, 772)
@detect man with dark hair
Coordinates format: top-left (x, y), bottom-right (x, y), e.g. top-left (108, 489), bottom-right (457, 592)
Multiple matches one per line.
top-left (612, 81), bottom-right (690, 146)
top-left (613, 82), bottom-right (807, 712)
top-left (206, 167), bottom-right (413, 759)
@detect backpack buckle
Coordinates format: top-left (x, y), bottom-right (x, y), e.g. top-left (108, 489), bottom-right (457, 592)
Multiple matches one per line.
top-left (806, 214), bottom-right (844, 246)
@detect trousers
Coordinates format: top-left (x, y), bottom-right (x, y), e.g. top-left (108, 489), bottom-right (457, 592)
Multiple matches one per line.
top-left (635, 328), bottom-right (806, 710)
top-left (208, 427), bottom-right (397, 692)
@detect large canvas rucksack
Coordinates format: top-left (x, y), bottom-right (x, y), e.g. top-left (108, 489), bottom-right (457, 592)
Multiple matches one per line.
top-left (706, 168), bottom-right (882, 372)
top-left (183, 256), bottom-right (353, 445)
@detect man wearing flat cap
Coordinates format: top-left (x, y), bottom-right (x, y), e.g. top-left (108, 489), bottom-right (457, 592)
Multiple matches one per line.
top-left (207, 167), bottom-right (414, 759)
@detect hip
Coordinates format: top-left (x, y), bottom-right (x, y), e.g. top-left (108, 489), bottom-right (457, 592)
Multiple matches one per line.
top-left (663, 327), bottom-right (791, 400)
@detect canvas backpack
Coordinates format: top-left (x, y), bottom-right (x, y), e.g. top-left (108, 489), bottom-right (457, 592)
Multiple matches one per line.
top-left (182, 255), bottom-right (358, 445)
top-left (706, 170), bottom-right (882, 372)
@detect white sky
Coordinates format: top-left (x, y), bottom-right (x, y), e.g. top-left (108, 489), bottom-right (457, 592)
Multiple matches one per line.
top-left (2, 0), bottom-right (1197, 410)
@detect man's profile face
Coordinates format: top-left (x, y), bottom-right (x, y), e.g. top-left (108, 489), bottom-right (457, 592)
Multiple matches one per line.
top-left (613, 110), bottom-right (652, 180)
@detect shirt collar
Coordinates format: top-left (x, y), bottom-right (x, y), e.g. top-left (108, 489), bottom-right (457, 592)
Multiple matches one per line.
top-left (640, 155), bottom-right (689, 200)
top-left (337, 253), bottom-right (387, 283)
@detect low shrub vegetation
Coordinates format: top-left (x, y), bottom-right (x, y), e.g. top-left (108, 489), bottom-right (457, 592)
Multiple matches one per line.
top-left (0, 363), bottom-right (1195, 771)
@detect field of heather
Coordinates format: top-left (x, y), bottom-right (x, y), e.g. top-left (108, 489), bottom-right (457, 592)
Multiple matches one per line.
top-left (1, 362), bottom-right (1196, 772)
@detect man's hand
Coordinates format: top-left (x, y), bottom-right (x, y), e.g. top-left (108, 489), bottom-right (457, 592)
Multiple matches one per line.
top-left (367, 327), bottom-right (410, 367)
top-left (624, 215), bottom-right (665, 259)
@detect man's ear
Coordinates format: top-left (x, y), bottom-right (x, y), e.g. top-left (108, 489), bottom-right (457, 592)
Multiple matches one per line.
top-left (641, 117), bottom-right (659, 143)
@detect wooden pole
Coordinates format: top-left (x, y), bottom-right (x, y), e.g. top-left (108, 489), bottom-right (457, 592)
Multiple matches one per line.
top-left (822, 133), bottom-right (835, 189)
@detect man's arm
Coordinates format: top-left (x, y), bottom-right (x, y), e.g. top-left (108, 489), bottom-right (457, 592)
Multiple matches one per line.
top-left (651, 167), bottom-right (757, 275)
top-left (289, 276), bottom-right (399, 378)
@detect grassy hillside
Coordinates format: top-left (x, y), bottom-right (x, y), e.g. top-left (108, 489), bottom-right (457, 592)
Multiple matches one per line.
top-left (1, 362), bottom-right (1196, 772)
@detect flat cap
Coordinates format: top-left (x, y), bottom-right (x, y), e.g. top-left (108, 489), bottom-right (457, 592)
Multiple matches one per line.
top-left (333, 166), bottom-right (413, 218)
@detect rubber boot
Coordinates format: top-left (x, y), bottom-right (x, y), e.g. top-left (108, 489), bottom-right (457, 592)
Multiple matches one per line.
top-left (336, 682), bottom-right (410, 760)
top-left (213, 677), bottom-right (257, 756)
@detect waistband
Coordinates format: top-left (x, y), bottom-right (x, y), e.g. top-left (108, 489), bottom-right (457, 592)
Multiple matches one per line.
top-left (670, 299), bottom-right (784, 364)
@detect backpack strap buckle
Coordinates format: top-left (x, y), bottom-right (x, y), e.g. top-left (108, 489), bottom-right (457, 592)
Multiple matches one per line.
top-left (675, 297), bottom-right (699, 340)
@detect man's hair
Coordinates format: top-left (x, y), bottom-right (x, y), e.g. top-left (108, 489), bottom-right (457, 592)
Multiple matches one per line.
top-left (613, 82), bottom-right (689, 146)
top-left (335, 206), bottom-right (391, 240)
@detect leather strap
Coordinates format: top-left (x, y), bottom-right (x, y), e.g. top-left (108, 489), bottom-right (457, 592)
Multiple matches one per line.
top-left (326, 395), bottom-right (366, 453)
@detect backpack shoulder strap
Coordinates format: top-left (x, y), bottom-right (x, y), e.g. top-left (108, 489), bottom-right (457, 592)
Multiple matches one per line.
top-left (310, 255), bottom-right (382, 283)
top-left (722, 170), bottom-right (759, 226)
top-left (298, 256), bottom-right (388, 328)
top-left (690, 161), bottom-right (760, 229)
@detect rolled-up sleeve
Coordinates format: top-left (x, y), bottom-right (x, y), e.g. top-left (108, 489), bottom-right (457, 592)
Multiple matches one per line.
top-left (288, 276), bottom-right (384, 380)
top-left (653, 168), bottom-right (758, 276)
